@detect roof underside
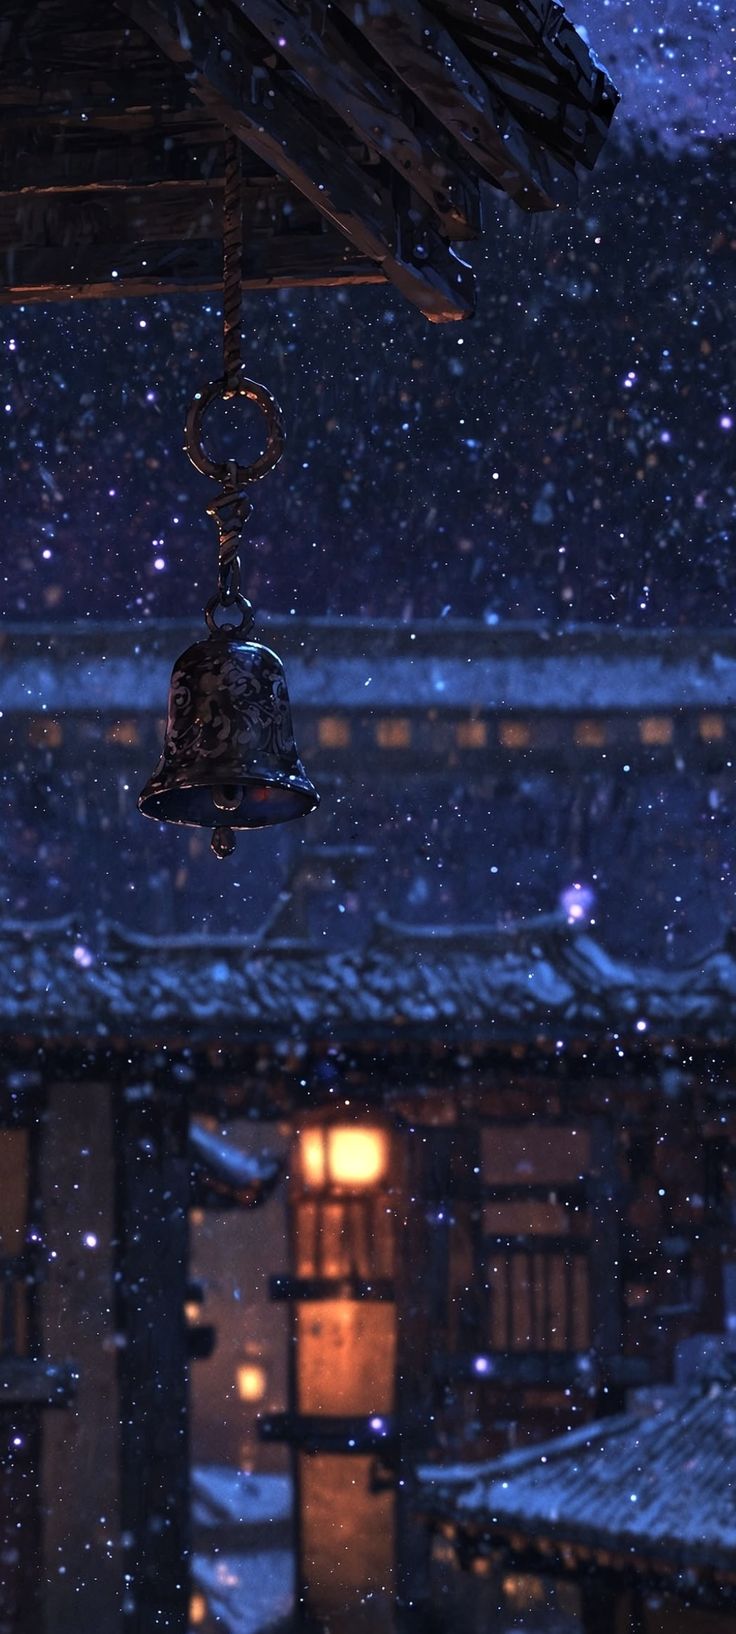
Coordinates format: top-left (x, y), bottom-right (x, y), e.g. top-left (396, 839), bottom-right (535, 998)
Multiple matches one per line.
top-left (0, 0), bottom-right (618, 318)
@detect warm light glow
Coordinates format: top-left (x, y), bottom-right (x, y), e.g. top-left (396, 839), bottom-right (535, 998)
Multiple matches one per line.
top-left (375, 717), bottom-right (411, 749)
top-left (700, 713), bottom-right (725, 742)
top-left (301, 1127), bottom-right (328, 1189)
top-left (236, 1362), bottom-right (267, 1402)
top-left (28, 717), bottom-right (63, 748)
top-left (574, 718), bottom-right (606, 748)
top-left (106, 719), bottom-right (140, 747)
top-left (318, 715), bottom-right (351, 749)
top-left (300, 1125), bottom-right (389, 1190)
top-left (189, 1591), bottom-right (208, 1626)
top-left (456, 718), bottom-right (487, 749)
top-left (639, 714), bottom-right (673, 746)
top-left (328, 1127), bottom-right (387, 1188)
top-left (499, 720), bottom-right (531, 749)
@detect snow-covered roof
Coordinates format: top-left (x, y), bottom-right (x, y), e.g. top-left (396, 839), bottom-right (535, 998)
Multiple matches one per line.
top-left (4, 617), bottom-right (736, 715)
top-left (420, 1383), bottom-right (736, 1575)
top-left (3, 912), bottom-right (736, 1048)
top-left (189, 1124), bottom-right (283, 1209)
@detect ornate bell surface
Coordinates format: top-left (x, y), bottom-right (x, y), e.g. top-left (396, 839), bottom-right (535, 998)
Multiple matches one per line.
top-left (138, 629), bottom-right (319, 847)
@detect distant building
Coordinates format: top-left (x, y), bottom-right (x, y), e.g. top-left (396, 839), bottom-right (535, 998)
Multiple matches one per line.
top-left (3, 617), bottom-right (736, 1633)
top-left (420, 1373), bottom-right (736, 1634)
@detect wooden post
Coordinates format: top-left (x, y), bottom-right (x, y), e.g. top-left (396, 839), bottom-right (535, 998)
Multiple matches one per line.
top-left (40, 1078), bottom-right (122, 1634)
top-left (588, 1117), bottom-right (624, 1398)
top-left (394, 1124), bottom-right (452, 1631)
top-left (580, 1574), bottom-right (621, 1634)
top-left (113, 1078), bottom-right (191, 1634)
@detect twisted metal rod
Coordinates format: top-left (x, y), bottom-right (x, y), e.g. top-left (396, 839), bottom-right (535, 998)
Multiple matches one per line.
top-left (182, 128), bottom-right (284, 627)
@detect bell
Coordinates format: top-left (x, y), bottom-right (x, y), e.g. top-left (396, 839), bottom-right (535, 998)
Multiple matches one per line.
top-left (138, 627), bottom-right (319, 856)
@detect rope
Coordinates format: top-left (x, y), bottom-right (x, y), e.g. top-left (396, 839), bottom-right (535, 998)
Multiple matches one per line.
top-left (219, 132), bottom-right (244, 594)
top-left (222, 132), bottom-right (242, 398)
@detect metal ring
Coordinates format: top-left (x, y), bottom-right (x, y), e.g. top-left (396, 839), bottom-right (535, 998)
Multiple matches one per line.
top-left (185, 369), bottom-right (285, 486)
top-left (205, 591), bottom-right (254, 636)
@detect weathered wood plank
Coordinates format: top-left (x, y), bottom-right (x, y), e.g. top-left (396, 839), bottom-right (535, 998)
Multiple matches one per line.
top-left (0, 178), bottom-right (311, 252)
top-left (440, 0), bottom-right (619, 114)
top-left (0, 134), bottom-right (223, 192)
top-left (437, 0), bottom-right (617, 164)
top-left (113, 0), bottom-right (474, 318)
top-left (232, 0), bottom-right (480, 239)
top-left (0, 229), bottom-right (384, 304)
top-left (331, 0), bottom-right (576, 209)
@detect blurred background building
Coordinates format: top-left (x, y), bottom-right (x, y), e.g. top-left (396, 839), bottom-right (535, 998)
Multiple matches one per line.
top-left (0, 0), bottom-right (735, 1631)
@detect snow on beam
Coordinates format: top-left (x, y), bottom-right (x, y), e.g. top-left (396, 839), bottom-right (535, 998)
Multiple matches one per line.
top-left (189, 1122), bottom-right (283, 1208)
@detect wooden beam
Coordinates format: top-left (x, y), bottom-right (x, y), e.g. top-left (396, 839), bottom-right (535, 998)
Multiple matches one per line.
top-left (0, 177), bottom-right (317, 253)
top-left (0, 228), bottom-right (383, 304)
top-left (437, 0), bottom-right (617, 166)
top-left (231, 0), bottom-right (480, 239)
top-left (0, 139), bottom-right (219, 194)
top-left (113, 0), bottom-right (474, 319)
top-left (331, 0), bottom-right (577, 210)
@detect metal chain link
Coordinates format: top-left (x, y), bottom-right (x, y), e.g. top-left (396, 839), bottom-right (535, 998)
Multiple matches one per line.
top-left (183, 127), bottom-right (286, 634)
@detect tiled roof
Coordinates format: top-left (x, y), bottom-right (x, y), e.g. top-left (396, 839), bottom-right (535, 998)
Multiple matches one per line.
top-left (5, 617), bottom-right (736, 715)
top-left (3, 913), bottom-right (736, 1045)
top-left (420, 1384), bottom-right (736, 1573)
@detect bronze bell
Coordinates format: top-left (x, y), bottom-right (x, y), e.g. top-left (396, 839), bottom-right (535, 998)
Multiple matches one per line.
top-left (138, 628), bottom-right (319, 857)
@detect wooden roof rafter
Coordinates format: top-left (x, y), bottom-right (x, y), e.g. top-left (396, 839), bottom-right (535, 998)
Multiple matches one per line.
top-left (0, 0), bottom-right (618, 317)
top-left (114, 0), bottom-right (476, 318)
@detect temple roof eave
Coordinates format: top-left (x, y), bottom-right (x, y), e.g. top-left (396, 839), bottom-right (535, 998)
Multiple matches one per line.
top-left (3, 914), bottom-right (736, 1050)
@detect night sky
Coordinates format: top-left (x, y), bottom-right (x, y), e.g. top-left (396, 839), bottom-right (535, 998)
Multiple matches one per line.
top-left (0, 2), bottom-right (733, 631)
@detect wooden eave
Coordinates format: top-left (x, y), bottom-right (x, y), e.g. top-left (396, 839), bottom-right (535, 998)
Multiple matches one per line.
top-left (0, 0), bottom-right (617, 317)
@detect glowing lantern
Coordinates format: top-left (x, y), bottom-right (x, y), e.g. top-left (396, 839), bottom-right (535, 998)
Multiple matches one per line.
top-left (236, 1362), bottom-right (267, 1403)
top-left (300, 1125), bottom-right (389, 1193)
top-left (188, 1591), bottom-right (208, 1626)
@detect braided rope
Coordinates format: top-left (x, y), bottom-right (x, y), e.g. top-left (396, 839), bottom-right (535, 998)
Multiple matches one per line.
top-left (222, 132), bottom-right (242, 399)
top-left (220, 133), bottom-right (244, 591)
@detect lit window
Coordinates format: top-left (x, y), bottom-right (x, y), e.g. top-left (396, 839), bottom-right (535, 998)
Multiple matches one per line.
top-left (329, 1127), bottom-right (388, 1187)
top-left (498, 720), bottom-right (531, 749)
top-left (456, 719), bottom-right (487, 749)
top-left (639, 716), bottom-right (673, 746)
top-left (318, 716), bottom-right (350, 749)
top-left (699, 713), bottom-right (725, 742)
top-left (28, 717), bottom-right (63, 748)
top-left (375, 718), bottom-right (411, 748)
top-left (574, 719), bottom-right (606, 748)
top-left (106, 720), bottom-right (140, 747)
top-left (189, 1592), bottom-right (208, 1626)
top-left (300, 1125), bottom-right (389, 1191)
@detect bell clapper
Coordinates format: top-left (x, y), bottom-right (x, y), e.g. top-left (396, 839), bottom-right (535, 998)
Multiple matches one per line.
top-left (211, 825), bottom-right (237, 860)
top-left (212, 784), bottom-right (244, 813)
